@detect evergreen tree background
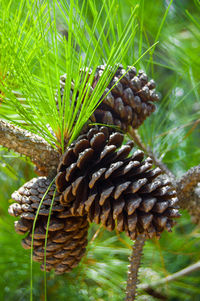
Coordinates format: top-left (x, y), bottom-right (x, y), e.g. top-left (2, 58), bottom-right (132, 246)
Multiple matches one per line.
top-left (0, 0), bottom-right (199, 300)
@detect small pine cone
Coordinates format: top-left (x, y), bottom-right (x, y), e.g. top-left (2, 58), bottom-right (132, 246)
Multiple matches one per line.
top-left (8, 177), bottom-right (88, 275)
top-left (92, 65), bottom-right (159, 130)
top-left (56, 126), bottom-right (180, 240)
top-left (59, 65), bottom-right (159, 132)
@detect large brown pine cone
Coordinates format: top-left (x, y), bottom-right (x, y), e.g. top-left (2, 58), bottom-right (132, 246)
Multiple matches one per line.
top-left (59, 65), bottom-right (159, 131)
top-left (8, 177), bottom-right (88, 275)
top-left (56, 126), bottom-right (180, 240)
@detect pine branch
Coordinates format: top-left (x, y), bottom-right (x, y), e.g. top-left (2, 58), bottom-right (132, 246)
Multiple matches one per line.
top-left (0, 119), bottom-right (59, 176)
top-left (176, 164), bottom-right (200, 224)
top-left (128, 127), bottom-right (176, 181)
top-left (139, 260), bottom-right (200, 291)
top-left (125, 234), bottom-right (146, 301)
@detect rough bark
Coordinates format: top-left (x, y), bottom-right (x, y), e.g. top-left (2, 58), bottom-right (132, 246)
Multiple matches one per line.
top-left (0, 119), bottom-right (60, 176)
top-left (125, 234), bottom-right (146, 301)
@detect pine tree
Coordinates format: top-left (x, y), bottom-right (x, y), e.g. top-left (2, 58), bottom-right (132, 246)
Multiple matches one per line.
top-left (0, 0), bottom-right (199, 300)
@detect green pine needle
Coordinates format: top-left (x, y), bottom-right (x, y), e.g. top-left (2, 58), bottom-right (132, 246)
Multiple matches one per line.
top-left (30, 178), bottom-right (55, 301)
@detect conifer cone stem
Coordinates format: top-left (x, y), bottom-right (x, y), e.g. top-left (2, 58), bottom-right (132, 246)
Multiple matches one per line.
top-left (125, 234), bottom-right (146, 301)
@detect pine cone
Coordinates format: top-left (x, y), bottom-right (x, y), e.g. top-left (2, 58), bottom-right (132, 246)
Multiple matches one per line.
top-left (56, 126), bottom-right (180, 240)
top-left (59, 65), bottom-right (159, 132)
top-left (8, 177), bottom-right (88, 275)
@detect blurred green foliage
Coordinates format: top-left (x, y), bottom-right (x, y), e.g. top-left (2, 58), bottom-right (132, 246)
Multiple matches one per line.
top-left (0, 0), bottom-right (200, 300)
